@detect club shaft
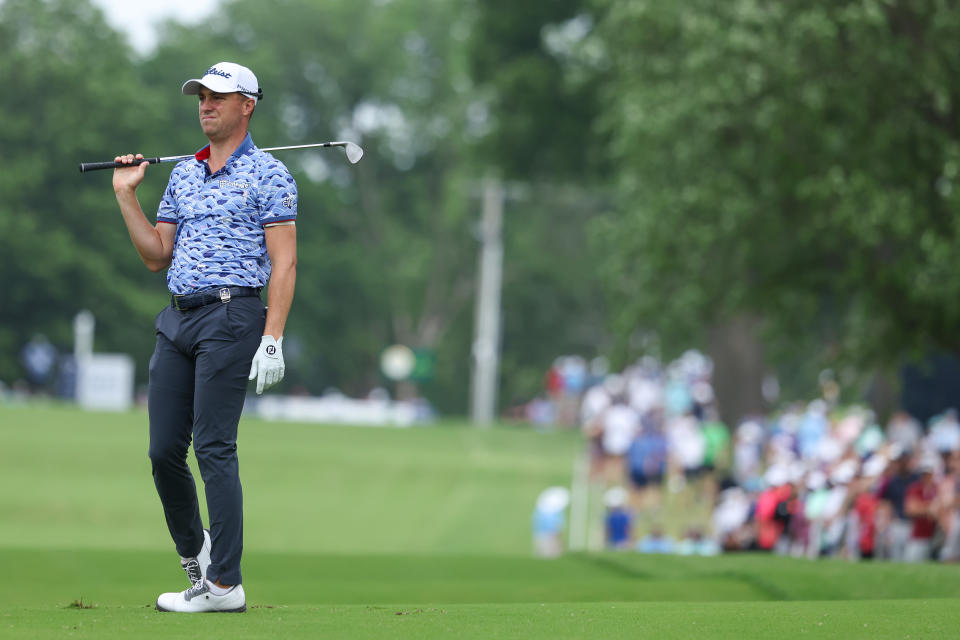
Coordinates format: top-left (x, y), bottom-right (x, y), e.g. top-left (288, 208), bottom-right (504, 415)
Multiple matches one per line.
top-left (260, 142), bottom-right (351, 153)
top-left (79, 141), bottom-right (358, 173)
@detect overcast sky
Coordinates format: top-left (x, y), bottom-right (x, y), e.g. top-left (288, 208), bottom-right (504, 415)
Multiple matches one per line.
top-left (89, 0), bottom-right (220, 54)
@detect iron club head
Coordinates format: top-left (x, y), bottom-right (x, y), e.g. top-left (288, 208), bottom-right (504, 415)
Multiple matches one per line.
top-left (343, 142), bottom-right (364, 164)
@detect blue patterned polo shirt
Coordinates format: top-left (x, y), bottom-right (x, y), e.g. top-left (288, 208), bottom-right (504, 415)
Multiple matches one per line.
top-left (156, 133), bottom-right (297, 295)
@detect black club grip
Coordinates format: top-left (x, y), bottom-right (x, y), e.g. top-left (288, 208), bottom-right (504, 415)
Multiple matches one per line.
top-left (78, 157), bottom-right (160, 173)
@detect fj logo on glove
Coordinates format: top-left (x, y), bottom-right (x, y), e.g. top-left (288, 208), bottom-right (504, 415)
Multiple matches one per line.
top-left (266, 345), bottom-right (276, 355)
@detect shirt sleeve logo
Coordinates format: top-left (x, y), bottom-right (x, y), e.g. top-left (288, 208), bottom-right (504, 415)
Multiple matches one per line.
top-left (281, 196), bottom-right (297, 208)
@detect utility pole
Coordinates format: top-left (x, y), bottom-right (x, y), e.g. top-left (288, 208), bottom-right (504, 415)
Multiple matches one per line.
top-left (470, 176), bottom-right (504, 426)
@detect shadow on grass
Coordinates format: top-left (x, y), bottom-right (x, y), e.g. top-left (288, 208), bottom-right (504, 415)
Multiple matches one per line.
top-left (567, 552), bottom-right (655, 580)
top-left (701, 570), bottom-right (791, 601)
top-left (568, 552), bottom-right (792, 601)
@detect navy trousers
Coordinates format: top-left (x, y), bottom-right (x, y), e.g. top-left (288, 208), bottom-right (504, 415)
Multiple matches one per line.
top-left (147, 295), bottom-right (265, 586)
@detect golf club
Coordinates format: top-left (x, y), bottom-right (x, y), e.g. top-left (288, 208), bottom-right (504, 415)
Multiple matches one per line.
top-left (78, 141), bottom-right (363, 173)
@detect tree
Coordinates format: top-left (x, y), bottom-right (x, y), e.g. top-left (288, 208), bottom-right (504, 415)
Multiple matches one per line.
top-left (0, 0), bottom-right (170, 384)
top-left (467, 0), bottom-right (613, 408)
top-left (588, 0), bottom-right (960, 418)
top-left (0, 0), bottom-right (618, 417)
top-left (143, 0), bottom-right (484, 409)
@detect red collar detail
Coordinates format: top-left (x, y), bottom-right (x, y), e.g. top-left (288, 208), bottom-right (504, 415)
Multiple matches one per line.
top-left (195, 145), bottom-right (211, 161)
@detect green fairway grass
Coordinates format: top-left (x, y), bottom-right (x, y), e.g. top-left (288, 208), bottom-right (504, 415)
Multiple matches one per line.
top-left (6, 599), bottom-right (960, 640)
top-left (0, 404), bottom-right (578, 555)
top-left (2, 403), bottom-right (959, 638)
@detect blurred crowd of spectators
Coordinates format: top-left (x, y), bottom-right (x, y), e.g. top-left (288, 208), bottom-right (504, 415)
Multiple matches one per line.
top-left (534, 351), bottom-right (960, 563)
top-left (710, 407), bottom-right (960, 562)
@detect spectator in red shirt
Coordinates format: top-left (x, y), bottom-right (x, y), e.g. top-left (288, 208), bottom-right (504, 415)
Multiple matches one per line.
top-left (755, 467), bottom-right (796, 552)
top-left (904, 457), bottom-right (940, 562)
top-left (850, 454), bottom-right (887, 560)
top-left (937, 450), bottom-right (960, 561)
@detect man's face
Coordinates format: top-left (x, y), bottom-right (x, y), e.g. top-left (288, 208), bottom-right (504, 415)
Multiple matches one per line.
top-left (949, 450), bottom-right (960, 474)
top-left (197, 87), bottom-right (253, 141)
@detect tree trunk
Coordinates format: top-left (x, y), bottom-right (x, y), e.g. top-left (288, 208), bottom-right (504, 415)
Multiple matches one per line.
top-left (866, 367), bottom-right (900, 425)
top-left (707, 314), bottom-right (768, 428)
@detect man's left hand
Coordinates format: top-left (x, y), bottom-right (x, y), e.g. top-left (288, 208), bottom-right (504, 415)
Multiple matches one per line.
top-left (249, 335), bottom-right (285, 394)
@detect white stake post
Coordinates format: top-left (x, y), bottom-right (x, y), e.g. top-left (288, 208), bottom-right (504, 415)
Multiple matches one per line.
top-left (470, 177), bottom-right (504, 427)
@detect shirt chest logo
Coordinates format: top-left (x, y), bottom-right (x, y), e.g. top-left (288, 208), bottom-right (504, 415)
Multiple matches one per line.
top-left (219, 179), bottom-right (251, 190)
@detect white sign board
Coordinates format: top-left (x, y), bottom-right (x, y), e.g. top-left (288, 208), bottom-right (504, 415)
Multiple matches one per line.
top-left (253, 394), bottom-right (419, 427)
top-left (76, 354), bottom-right (135, 411)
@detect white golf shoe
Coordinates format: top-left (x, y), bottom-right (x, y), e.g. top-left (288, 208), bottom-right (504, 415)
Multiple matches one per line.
top-left (156, 579), bottom-right (246, 613)
top-left (181, 528), bottom-right (212, 585)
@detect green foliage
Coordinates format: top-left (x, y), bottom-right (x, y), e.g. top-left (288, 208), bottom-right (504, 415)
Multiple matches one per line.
top-left (499, 185), bottom-right (611, 404)
top-left (0, 0), bottom-right (617, 414)
top-left (468, 0), bottom-right (608, 179)
top-left (141, 0), bottom-right (485, 404)
top-left (467, 0), bottom-right (612, 406)
top-left (0, 0), bottom-right (169, 383)
top-left (590, 0), bottom-right (960, 376)
top-left (11, 0), bottom-right (958, 415)
top-left (0, 0), bottom-right (484, 410)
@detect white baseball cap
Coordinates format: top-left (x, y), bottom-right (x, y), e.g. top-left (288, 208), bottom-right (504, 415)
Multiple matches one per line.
top-left (603, 486), bottom-right (628, 508)
top-left (536, 486), bottom-right (570, 514)
top-left (182, 62), bottom-right (262, 103)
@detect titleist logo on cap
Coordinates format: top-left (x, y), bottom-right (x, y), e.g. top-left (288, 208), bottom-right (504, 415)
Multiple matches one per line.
top-left (182, 62), bottom-right (262, 102)
top-left (205, 67), bottom-right (232, 79)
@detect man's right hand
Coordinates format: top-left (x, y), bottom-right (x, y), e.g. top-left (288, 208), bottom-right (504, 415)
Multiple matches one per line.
top-left (113, 153), bottom-right (149, 194)
top-left (112, 153), bottom-right (173, 272)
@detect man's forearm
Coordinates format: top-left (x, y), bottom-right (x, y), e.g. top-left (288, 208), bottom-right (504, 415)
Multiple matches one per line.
top-left (115, 188), bottom-right (172, 271)
top-left (264, 263), bottom-right (296, 338)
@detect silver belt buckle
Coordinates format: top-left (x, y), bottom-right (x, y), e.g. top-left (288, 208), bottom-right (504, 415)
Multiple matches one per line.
top-left (219, 288), bottom-right (231, 303)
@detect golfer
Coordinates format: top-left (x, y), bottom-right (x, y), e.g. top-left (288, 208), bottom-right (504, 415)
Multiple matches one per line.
top-left (112, 62), bottom-right (298, 613)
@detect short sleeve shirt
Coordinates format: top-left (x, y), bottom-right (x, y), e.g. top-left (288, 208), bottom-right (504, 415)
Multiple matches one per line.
top-left (157, 133), bottom-right (297, 294)
top-left (905, 479), bottom-right (938, 539)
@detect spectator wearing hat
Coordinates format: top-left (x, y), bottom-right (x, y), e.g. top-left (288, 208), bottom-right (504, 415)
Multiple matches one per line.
top-left (676, 525), bottom-right (720, 556)
top-left (820, 459), bottom-right (857, 556)
top-left (928, 409), bottom-right (960, 454)
top-left (700, 407), bottom-right (731, 503)
top-left (603, 486), bottom-right (634, 550)
top-left (637, 524), bottom-right (675, 554)
top-left (712, 486), bottom-right (754, 552)
top-left (597, 395), bottom-right (640, 483)
top-left (850, 454), bottom-right (888, 560)
top-left (801, 470), bottom-right (830, 558)
top-left (626, 421), bottom-right (668, 512)
top-left (886, 411), bottom-right (922, 453)
top-left (877, 448), bottom-right (917, 560)
top-left (532, 487), bottom-right (570, 558)
top-left (936, 449), bottom-right (960, 561)
top-left (754, 466), bottom-right (795, 552)
top-left (904, 457), bottom-right (940, 562)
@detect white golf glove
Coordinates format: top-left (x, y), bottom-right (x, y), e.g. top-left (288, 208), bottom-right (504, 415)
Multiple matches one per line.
top-left (249, 335), bottom-right (284, 394)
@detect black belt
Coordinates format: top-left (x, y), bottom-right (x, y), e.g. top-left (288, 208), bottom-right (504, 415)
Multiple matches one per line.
top-left (171, 286), bottom-right (261, 311)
